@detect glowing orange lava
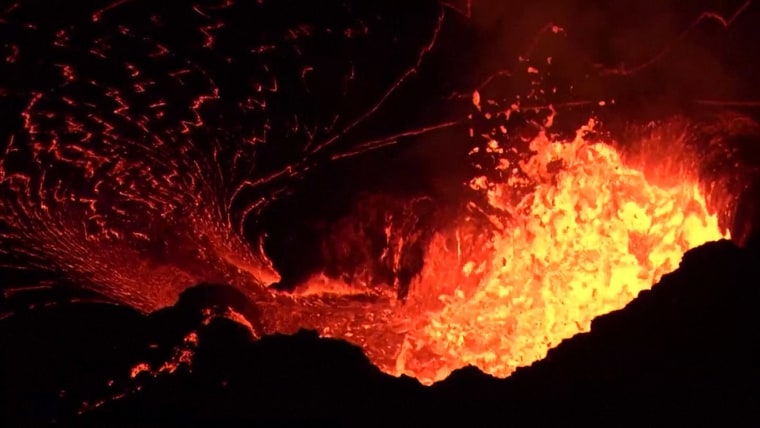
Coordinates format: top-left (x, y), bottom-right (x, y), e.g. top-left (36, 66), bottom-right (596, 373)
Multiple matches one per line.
top-left (304, 119), bottom-right (728, 385)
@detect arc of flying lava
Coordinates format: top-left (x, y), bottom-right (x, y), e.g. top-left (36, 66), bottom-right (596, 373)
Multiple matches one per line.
top-left (521, 1), bottom-right (754, 77)
top-left (449, 0), bottom-right (753, 100)
top-left (304, 0), bottom-right (758, 173)
top-left (0, 0), bottom-right (459, 313)
top-left (695, 99), bottom-right (760, 108)
top-left (0, 0), bottom-right (748, 388)
top-left (229, 5), bottom-right (447, 231)
top-left (441, 0), bottom-right (472, 18)
top-left (595, 0), bottom-right (752, 76)
top-left (91, 0), bottom-right (131, 23)
top-left (304, 8), bottom-right (446, 158)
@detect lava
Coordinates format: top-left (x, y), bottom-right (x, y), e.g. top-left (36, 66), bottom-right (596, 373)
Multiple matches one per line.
top-left (286, 117), bottom-right (727, 384)
top-left (395, 120), bottom-right (726, 383)
top-left (0, 0), bottom-right (444, 311)
top-left (0, 0), bottom-right (748, 390)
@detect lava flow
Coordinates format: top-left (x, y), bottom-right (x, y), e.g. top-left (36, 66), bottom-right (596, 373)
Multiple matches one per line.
top-left (294, 118), bottom-right (728, 385)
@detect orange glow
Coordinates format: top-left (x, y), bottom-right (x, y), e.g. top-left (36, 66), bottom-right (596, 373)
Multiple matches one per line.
top-left (300, 118), bottom-right (727, 385)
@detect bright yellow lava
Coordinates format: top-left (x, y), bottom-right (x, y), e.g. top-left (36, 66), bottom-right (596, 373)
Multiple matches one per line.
top-left (391, 121), bottom-right (727, 384)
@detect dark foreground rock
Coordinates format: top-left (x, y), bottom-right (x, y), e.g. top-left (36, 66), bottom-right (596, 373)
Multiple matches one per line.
top-left (2, 239), bottom-right (760, 426)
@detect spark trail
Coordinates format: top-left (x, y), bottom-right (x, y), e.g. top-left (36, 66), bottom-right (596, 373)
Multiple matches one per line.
top-left (0, 0), bottom-right (754, 387)
top-left (0, 0), bottom-right (446, 311)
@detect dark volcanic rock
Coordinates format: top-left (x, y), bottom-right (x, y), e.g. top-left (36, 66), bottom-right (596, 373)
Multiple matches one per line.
top-left (502, 239), bottom-right (760, 417)
top-left (0, 303), bottom-right (145, 426)
top-left (2, 239), bottom-right (760, 425)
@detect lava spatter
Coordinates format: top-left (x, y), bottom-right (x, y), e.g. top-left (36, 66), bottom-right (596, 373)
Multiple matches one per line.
top-left (393, 119), bottom-right (726, 383)
top-left (0, 0), bottom-right (445, 310)
top-left (0, 0), bottom-right (745, 388)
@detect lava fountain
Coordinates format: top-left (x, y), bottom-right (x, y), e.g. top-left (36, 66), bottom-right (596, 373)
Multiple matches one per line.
top-left (396, 119), bottom-right (726, 383)
top-left (0, 0), bottom-right (744, 387)
top-left (281, 110), bottom-right (728, 384)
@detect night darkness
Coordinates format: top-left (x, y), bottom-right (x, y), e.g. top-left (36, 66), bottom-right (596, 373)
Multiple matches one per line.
top-left (2, 0), bottom-right (760, 425)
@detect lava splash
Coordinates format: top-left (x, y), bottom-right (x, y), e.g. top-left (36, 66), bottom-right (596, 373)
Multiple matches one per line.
top-left (0, 0), bottom-right (742, 388)
top-left (380, 120), bottom-right (727, 383)
top-left (0, 0), bottom-right (444, 310)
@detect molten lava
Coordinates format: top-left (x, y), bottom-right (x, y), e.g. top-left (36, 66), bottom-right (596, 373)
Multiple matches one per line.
top-left (303, 120), bottom-right (727, 385)
top-left (0, 0), bottom-right (741, 391)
